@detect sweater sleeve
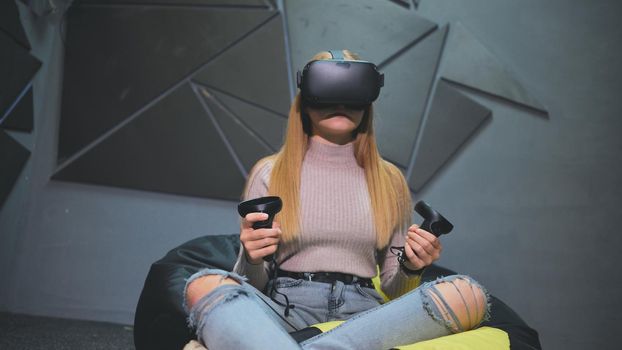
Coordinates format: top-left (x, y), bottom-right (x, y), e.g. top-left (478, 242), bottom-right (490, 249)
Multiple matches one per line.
top-left (376, 160), bottom-right (423, 298)
top-left (232, 158), bottom-right (274, 291)
top-left (378, 228), bottom-right (423, 300)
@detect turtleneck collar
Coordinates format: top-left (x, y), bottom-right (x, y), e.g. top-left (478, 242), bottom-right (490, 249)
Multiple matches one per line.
top-left (304, 137), bottom-right (360, 168)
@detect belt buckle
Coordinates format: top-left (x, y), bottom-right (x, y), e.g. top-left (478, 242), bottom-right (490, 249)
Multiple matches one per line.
top-left (303, 272), bottom-right (314, 281)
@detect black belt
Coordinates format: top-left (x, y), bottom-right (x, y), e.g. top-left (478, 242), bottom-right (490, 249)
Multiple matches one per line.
top-left (276, 270), bottom-right (374, 289)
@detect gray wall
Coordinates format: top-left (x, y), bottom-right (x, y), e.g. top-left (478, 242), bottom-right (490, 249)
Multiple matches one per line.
top-left (417, 2), bottom-right (622, 349)
top-left (0, 1), bottom-right (242, 324)
top-left (1, 1), bottom-right (621, 349)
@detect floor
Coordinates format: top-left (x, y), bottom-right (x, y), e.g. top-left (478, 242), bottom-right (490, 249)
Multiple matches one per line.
top-left (0, 312), bottom-right (135, 349)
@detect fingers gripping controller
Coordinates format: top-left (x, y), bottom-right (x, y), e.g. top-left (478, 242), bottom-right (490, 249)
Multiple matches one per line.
top-left (238, 196), bottom-right (296, 316)
top-left (415, 201), bottom-right (454, 236)
top-left (237, 196), bottom-right (283, 262)
top-left (392, 201), bottom-right (454, 269)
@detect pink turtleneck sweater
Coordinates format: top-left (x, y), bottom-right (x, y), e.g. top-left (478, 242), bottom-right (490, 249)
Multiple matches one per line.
top-left (233, 138), bottom-right (421, 299)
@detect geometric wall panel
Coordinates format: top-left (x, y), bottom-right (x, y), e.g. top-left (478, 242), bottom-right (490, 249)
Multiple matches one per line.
top-left (284, 0), bottom-right (437, 71)
top-left (204, 88), bottom-right (287, 151)
top-left (0, 1), bottom-right (35, 212)
top-left (77, 0), bottom-right (267, 5)
top-left (53, 84), bottom-right (246, 201)
top-left (192, 14), bottom-right (291, 116)
top-left (0, 130), bottom-right (30, 210)
top-left (375, 25), bottom-right (448, 168)
top-left (408, 80), bottom-right (492, 191)
top-left (390, 0), bottom-right (412, 9)
top-left (1, 85), bottom-right (33, 132)
top-left (53, 1), bottom-right (550, 200)
top-left (197, 85), bottom-right (275, 174)
top-left (441, 22), bottom-right (547, 113)
top-left (0, 30), bottom-right (40, 122)
top-left (59, 4), bottom-right (275, 162)
top-left (0, 0), bottom-right (30, 49)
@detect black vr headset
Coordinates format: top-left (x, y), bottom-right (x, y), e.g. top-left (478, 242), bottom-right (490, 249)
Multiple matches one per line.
top-left (297, 50), bottom-right (384, 109)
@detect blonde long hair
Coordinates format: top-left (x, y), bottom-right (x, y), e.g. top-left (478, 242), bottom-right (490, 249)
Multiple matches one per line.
top-left (245, 50), bottom-right (412, 249)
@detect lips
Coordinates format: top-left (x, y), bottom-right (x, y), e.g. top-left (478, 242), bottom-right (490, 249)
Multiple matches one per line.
top-left (325, 111), bottom-right (351, 119)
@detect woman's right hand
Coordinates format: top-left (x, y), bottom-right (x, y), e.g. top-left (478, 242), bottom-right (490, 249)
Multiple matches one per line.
top-left (240, 213), bottom-right (281, 264)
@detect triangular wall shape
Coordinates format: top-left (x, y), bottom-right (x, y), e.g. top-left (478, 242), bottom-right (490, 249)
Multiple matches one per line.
top-left (193, 14), bottom-right (291, 116)
top-left (1, 86), bottom-right (33, 132)
top-left (205, 87), bottom-right (286, 151)
top-left (0, 31), bottom-right (40, 119)
top-left (76, 0), bottom-right (268, 5)
top-left (441, 22), bottom-right (547, 113)
top-left (375, 26), bottom-right (448, 168)
top-left (58, 4), bottom-right (275, 162)
top-left (0, 0), bottom-right (30, 49)
top-left (409, 81), bottom-right (492, 191)
top-left (285, 0), bottom-right (437, 71)
top-left (0, 130), bottom-right (30, 210)
top-left (196, 85), bottom-right (275, 173)
top-left (54, 84), bottom-right (246, 201)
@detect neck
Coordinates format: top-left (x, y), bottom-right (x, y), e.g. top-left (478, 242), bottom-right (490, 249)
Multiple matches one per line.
top-left (305, 137), bottom-right (358, 168)
top-left (310, 134), bottom-right (354, 146)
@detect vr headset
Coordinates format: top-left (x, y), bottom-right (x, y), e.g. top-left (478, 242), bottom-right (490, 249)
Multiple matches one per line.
top-left (297, 50), bottom-right (384, 109)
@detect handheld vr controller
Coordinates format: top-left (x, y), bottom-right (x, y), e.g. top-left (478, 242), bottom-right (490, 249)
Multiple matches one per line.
top-left (237, 196), bottom-right (283, 262)
top-left (297, 50), bottom-right (384, 109)
top-left (414, 200), bottom-right (454, 237)
top-left (393, 200), bottom-right (454, 267)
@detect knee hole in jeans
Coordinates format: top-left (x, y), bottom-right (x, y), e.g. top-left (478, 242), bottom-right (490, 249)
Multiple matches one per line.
top-left (186, 275), bottom-right (240, 310)
top-left (422, 276), bottom-right (489, 333)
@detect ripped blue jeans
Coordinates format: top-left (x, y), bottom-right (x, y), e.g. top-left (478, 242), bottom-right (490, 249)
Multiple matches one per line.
top-left (185, 269), bottom-right (490, 349)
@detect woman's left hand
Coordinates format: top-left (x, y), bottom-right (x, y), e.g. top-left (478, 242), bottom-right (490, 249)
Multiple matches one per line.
top-left (403, 224), bottom-right (442, 270)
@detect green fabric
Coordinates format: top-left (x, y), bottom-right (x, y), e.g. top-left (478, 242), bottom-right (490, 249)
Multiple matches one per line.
top-left (372, 266), bottom-right (423, 302)
top-left (308, 322), bottom-right (509, 350)
top-left (313, 320), bottom-right (344, 332)
top-left (395, 326), bottom-right (509, 350)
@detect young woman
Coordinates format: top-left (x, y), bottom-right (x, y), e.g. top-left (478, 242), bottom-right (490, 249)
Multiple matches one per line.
top-left (184, 50), bottom-right (489, 349)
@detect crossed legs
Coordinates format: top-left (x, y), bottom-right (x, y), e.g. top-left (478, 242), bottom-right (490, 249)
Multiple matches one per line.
top-left (185, 271), bottom-right (489, 349)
